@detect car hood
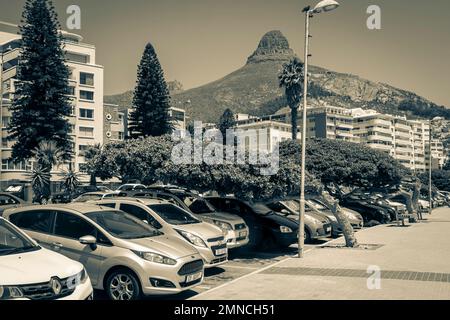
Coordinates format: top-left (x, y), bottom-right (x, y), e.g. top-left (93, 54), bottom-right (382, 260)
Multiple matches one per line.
top-left (196, 211), bottom-right (245, 225)
top-left (266, 213), bottom-right (299, 229)
top-left (0, 248), bottom-right (83, 286)
top-left (125, 235), bottom-right (199, 259)
top-left (173, 222), bottom-right (224, 241)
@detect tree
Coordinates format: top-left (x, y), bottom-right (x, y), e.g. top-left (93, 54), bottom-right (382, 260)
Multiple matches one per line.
top-left (129, 43), bottom-right (173, 138)
top-left (8, 0), bottom-right (73, 162)
top-left (279, 58), bottom-right (304, 140)
top-left (218, 109), bottom-right (236, 143)
top-left (84, 144), bottom-right (102, 186)
top-left (60, 169), bottom-right (81, 202)
top-left (29, 140), bottom-right (65, 202)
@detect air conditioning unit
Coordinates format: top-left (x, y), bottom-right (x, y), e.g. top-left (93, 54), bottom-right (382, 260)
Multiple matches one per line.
top-left (106, 131), bottom-right (112, 138)
top-left (106, 114), bottom-right (112, 120)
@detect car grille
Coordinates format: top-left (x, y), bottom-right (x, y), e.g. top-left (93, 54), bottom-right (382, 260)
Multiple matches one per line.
top-left (210, 256), bottom-right (228, 265)
top-left (178, 260), bottom-right (204, 276)
top-left (211, 243), bottom-right (227, 256)
top-left (207, 236), bottom-right (224, 243)
top-left (234, 223), bottom-right (246, 230)
top-left (180, 277), bottom-right (202, 288)
top-left (18, 277), bottom-right (75, 300)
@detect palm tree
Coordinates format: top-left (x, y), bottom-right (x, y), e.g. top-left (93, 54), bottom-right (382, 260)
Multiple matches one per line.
top-left (29, 167), bottom-right (51, 204)
top-left (60, 169), bottom-right (82, 202)
top-left (30, 140), bottom-right (65, 203)
top-left (279, 58), bottom-right (304, 140)
top-left (84, 144), bottom-right (102, 186)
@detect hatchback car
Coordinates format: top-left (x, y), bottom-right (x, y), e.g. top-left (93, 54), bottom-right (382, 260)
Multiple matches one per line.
top-left (73, 192), bottom-right (119, 203)
top-left (0, 217), bottom-right (93, 300)
top-left (206, 197), bottom-right (299, 249)
top-left (3, 204), bottom-right (204, 300)
top-left (123, 189), bottom-right (250, 249)
top-left (94, 198), bottom-right (228, 268)
top-left (265, 200), bottom-right (331, 242)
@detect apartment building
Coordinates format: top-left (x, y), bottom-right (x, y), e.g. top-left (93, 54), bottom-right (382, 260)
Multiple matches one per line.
top-left (235, 116), bottom-right (297, 152)
top-left (0, 30), bottom-right (104, 183)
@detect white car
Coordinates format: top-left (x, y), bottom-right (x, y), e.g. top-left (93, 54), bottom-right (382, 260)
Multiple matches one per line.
top-left (0, 218), bottom-right (93, 300)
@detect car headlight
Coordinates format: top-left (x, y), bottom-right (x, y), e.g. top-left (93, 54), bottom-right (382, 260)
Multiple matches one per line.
top-left (176, 230), bottom-right (207, 248)
top-left (66, 268), bottom-right (89, 289)
top-left (0, 286), bottom-right (24, 300)
top-left (132, 250), bottom-right (177, 265)
top-left (280, 226), bottom-right (293, 233)
top-left (343, 211), bottom-right (357, 220)
top-left (212, 220), bottom-right (232, 231)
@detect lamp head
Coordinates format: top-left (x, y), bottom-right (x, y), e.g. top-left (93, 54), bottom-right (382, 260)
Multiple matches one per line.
top-left (312, 0), bottom-right (340, 14)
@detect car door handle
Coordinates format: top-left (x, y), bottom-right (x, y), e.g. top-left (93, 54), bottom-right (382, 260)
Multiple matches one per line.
top-left (52, 242), bottom-right (63, 249)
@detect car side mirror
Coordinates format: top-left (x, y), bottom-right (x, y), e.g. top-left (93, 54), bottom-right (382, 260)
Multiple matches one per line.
top-left (79, 235), bottom-right (97, 245)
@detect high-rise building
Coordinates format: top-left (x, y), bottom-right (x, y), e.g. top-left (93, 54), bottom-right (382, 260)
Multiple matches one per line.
top-left (0, 30), bottom-right (104, 184)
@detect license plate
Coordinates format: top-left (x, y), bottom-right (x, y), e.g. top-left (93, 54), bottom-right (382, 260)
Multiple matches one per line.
top-left (326, 227), bottom-right (331, 233)
top-left (186, 272), bottom-right (202, 283)
top-left (215, 248), bottom-right (227, 256)
top-left (239, 231), bottom-right (248, 238)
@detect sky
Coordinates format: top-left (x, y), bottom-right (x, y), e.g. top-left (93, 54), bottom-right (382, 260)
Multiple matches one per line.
top-left (0, 0), bottom-right (449, 106)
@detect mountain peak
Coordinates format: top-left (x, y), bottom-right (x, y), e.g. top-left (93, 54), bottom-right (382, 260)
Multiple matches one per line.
top-left (247, 30), bottom-right (295, 64)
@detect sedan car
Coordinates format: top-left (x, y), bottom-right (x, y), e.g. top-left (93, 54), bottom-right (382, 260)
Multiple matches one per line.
top-left (3, 204), bottom-right (204, 300)
top-left (340, 194), bottom-right (391, 225)
top-left (123, 189), bottom-right (250, 249)
top-left (0, 192), bottom-right (27, 216)
top-left (265, 200), bottom-right (331, 242)
top-left (0, 217), bottom-right (93, 300)
top-left (94, 198), bottom-right (228, 268)
top-left (206, 197), bottom-right (300, 249)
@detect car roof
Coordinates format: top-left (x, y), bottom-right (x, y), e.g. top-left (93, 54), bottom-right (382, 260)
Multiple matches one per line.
top-left (4, 203), bottom-right (114, 216)
top-left (96, 197), bottom-right (167, 205)
top-left (79, 192), bottom-right (106, 196)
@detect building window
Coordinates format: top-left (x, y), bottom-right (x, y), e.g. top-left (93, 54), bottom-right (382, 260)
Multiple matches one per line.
top-left (118, 113), bottom-right (124, 124)
top-left (65, 52), bottom-right (89, 64)
top-left (79, 108), bottom-right (94, 119)
top-left (1, 160), bottom-right (32, 171)
top-left (79, 163), bottom-right (88, 173)
top-left (80, 72), bottom-right (94, 86)
top-left (79, 127), bottom-right (94, 138)
top-left (118, 132), bottom-right (124, 140)
top-left (80, 90), bottom-right (94, 101)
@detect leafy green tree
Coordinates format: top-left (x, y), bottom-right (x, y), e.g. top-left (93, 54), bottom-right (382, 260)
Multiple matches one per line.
top-left (279, 58), bottom-right (304, 140)
top-left (129, 43), bottom-right (173, 138)
top-left (419, 170), bottom-right (450, 192)
top-left (8, 0), bottom-right (73, 162)
top-left (218, 109), bottom-right (236, 143)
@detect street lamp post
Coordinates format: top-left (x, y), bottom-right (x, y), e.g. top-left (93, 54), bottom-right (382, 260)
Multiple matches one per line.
top-left (298, 0), bottom-right (339, 258)
top-left (428, 117), bottom-right (442, 215)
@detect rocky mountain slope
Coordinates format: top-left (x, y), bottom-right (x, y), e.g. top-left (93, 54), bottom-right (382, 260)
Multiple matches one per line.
top-left (105, 30), bottom-right (447, 123)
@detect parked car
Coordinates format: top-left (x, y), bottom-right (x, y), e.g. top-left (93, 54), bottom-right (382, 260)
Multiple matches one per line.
top-left (51, 185), bottom-right (108, 204)
top-left (3, 204), bottom-right (204, 300)
top-left (94, 198), bottom-right (228, 268)
top-left (0, 192), bottom-right (27, 216)
top-left (340, 194), bottom-right (391, 225)
top-left (0, 217), bottom-right (93, 300)
top-left (265, 200), bottom-right (332, 242)
top-left (304, 197), bottom-right (364, 234)
top-left (115, 184), bottom-right (147, 192)
top-left (123, 189), bottom-right (250, 249)
top-left (206, 197), bottom-right (300, 249)
top-left (73, 192), bottom-right (119, 203)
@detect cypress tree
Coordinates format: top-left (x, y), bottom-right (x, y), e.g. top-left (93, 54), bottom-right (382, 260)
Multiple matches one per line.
top-left (129, 43), bottom-right (173, 138)
top-left (8, 0), bottom-right (73, 162)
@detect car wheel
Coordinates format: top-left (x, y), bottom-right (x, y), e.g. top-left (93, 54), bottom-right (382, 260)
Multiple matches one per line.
top-left (304, 229), bottom-right (312, 244)
top-left (106, 270), bottom-right (141, 301)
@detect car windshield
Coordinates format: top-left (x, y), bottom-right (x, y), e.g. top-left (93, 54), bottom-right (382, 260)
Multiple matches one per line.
top-left (179, 195), bottom-right (216, 214)
top-left (86, 211), bottom-right (161, 239)
top-left (0, 219), bottom-right (39, 256)
top-left (251, 203), bottom-right (273, 215)
top-left (282, 200), bottom-right (300, 212)
top-left (148, 204), bottom-right (200, 225)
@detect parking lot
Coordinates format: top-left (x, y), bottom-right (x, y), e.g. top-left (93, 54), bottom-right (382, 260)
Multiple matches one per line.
top-left (93, 242), bottom-right (326, 300)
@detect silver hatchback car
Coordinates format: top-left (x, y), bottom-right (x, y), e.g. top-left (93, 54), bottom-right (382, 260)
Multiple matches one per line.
top-left (94, 198), bottom-right (228, 268)
top-left (3, 204), bottom-right (204, 300)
